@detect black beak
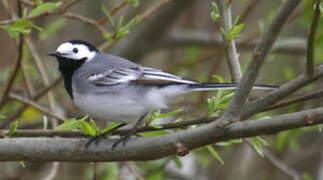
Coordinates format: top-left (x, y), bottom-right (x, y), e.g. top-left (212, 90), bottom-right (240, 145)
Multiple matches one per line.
top-left (48, 51), bottom-right (65, 57)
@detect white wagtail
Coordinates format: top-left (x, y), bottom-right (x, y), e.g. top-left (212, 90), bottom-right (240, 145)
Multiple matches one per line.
top-left (48, 40), bottom-right (277, 148)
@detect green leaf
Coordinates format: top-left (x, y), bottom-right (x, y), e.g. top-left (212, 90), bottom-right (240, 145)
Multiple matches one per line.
top-left (1, 19), bottom-right (42, 39)
top-left (206, 145), bottom-right (224, 165)
top-left (102, 122), bottom-right (122, 134)
top-left (79, 121), bottom-right (97, 136)
top-left (103, 32), bottom-right (113, 40)
top-left (216, 139), bottom-right (242, 146)
top-left (139, 130), bottom-right (170, 137)
top-left (115, 15), bottom-right (139, 40)
top-left (126, 0), bottom-right (140, 8)
top-left (43, 116), bottom-right (48, 130)
top-left (221, 23), bottom-right (245, 40)
top-left (101, 5), bottom-right (114, 26)
top-left (55, 119), bottom-right (81, 130)
top-left (210, 2), bottom-right (221, 22)
top-left (8, 121), bottom-right (18, 137)
top-left (0, 114), bottom-right (6, 119)
top-left (249, 136), bottom-right (269, 157)
top-left (229, 24), bottom-right (245, 38)
top-left (19, 161), bottom-right (26, 168)
top-left (29, 2), bottom-right (62, 17)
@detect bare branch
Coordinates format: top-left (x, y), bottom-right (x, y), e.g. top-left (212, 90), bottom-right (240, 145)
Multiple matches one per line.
top-left (0, 0), bottom-right (83, 25)
top-left (266, 88), bottom-right (323, 111)
top-left (8, 93), bottom-right (66, 123)
top-left (0, 117), bottom-right (215, 138)
top-left (263, 149), bottom-right (301, 180)
top-left (238, 0), bottom-right (261, 23)
top-left (96, 2), bottom-right (128, 25)
top-left (0, 0), bottom-right (24, 111)
top-left (107, 0), bottom-right (195, 58)
top-left (220, 1), bottom-right (242, 82)
top-left (0, 77), bottom-right (62, 128)
top-left (306, 1), bottom-right (321, 76)
top-left (0, 35), bottom-right (23, 111)
top-left (0, 107), bottom-right (322, 162)
top-left (63, 12), bottom-right (108, 34)
top-left (222, 0), bottom-right (301, 121)
top-left (25, 36), bottom-right (60, 127)
top-left (242, 65), bottom-right (323, 119)
top-left (246, 140), bottom-right (301, 180)
top-left (159, 29), bottom-right (306, 55)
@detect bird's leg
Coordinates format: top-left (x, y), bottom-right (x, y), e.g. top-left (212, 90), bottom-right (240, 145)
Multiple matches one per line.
top-left (85, 123), bottom-right (126, 148)
top-left (112, 113), bottom-right (147, 149)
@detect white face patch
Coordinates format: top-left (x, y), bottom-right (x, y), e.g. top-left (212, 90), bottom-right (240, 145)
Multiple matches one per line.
top-left (56, 42), bottom-right (96, 61)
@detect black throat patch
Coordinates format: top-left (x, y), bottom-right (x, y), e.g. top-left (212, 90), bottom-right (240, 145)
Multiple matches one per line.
top-left (56, 57), bottom-right (86, 99)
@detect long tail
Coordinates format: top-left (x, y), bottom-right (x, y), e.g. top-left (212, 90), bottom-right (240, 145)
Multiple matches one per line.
top-left (188, 83), bottom-right (278, 92)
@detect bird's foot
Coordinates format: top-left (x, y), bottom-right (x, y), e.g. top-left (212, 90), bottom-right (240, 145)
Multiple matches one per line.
top-left (84, 123), bottom-right (126, 148)
top-left (84, 133), bottom-right (108, 148)
top-left (111, 132), bottom-right (133, 149)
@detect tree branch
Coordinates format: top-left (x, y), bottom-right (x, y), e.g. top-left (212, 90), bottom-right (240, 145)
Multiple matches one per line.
top-left (0, 107), bottom-right (322, 162)
top-left (0, 76), bottom-right (62, 128)
top-left (222, 0), bottom-right (301, 121)
top-left (266, 88), bottom-right (323, 111)
top-left (8, 93), bottom-right (66, 123)
top-left (0, 117), bottom-right (214, 138)
top-left (0, 35), bottom-right (23, 111)
top-left (220, 0), bottom-right (242, 82)
top-left (159, 29), bottom-right (306, 55)
top-left (0, 0), bottom-right (83, 25)
top-left (242, 65), bottom-right (323, 119)
top-left (306, 0), bottom-right (321, 76)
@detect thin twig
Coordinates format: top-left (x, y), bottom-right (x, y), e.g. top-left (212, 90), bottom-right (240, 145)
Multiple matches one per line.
top-left (0, 77), bottom-right (63, 128)
top-left (0, 117), bottom-right (215, 138)
top-left (0, 36), bottom-right (23, 111)
top-left (25, 36), bottom-right (59, 127)
top-left (242, 65), bottom-right (323, 119)
top-left (96, 2), bottom-right (128, 25)
top-left (138, 0), bottom-right (172, 22)
top-left (266, 88), bottom-right (323, 111)
top-left (8, 93), bottom-right (66, 123)
top-left (0, 0), bottom-right (83, 25)
top-left (98, 0), bottom-right (174, 51)
top-left (220, 0), bottom-right (242, 82)
top-left (20, 63), bottom-right (35, 97)
top-left (123, 162), bottom-right (144, 180)
top-left (262, 149), bottom-right (301, 180)
top-left (0, 1), bottom-right (24, 111)
top-left (306, 0), bottom-right (320, 76)
top-left (245, 140), bottom-right (301, 180)
top-left (238, 0), bottom-right (261, 23)
top-left (63, 12), bottom-right (108, 34)
top-left (159, 29), bottom-right (306, 55)
top-left (221, 0), bottom-right (301, 122)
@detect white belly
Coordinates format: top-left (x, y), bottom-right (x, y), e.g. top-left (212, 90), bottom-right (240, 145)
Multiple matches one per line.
top-left (73, 86), bottom-right (184, 125)
top-left (74, 93), bottom-right (147, 124)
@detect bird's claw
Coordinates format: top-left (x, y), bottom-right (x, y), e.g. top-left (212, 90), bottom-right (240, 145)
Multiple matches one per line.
top-left (84, 134), bottom-right (108, 148)
top-left (111, 134), bottom-right (132, 149)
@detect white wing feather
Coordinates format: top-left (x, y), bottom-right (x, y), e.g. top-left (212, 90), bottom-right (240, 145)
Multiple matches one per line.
top-left (87, 66), bottom-right (197, 86)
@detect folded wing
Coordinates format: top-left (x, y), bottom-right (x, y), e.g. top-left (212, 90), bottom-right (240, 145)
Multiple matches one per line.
top-left (87, 66), bottom-right (197, 86)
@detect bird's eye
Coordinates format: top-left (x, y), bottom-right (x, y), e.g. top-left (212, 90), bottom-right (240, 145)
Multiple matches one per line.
top-left (72, 48), bottom-right (78, 53)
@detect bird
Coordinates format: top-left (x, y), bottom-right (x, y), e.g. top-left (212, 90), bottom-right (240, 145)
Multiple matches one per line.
top-left (48, 40), bottom-right (277, 148)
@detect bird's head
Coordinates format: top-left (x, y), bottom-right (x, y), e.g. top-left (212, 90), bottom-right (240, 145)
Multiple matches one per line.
top-left (48, 40), bottom-right (99, 74)
top-left (48, 40), bottom-right (99, 62)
